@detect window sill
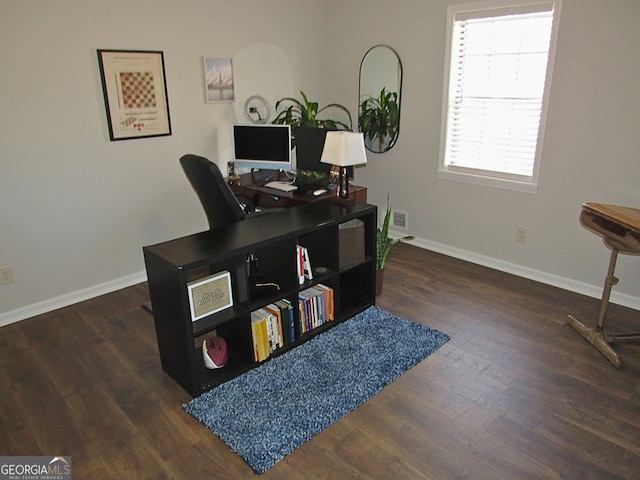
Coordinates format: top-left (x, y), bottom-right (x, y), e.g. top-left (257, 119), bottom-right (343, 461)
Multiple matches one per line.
top-left (437, 169), bottom-right (538, 194)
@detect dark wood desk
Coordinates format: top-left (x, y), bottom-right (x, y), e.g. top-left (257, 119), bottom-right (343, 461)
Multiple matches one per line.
top-left (228, 170), bottom-right (367, 210)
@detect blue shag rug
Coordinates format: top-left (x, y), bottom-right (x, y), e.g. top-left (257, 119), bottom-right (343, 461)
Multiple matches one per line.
top-left (183, 306), bottom-right (450, 474)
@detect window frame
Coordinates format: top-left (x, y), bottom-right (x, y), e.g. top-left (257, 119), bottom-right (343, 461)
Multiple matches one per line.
top-left (438, 0), bottom-right (562, 194)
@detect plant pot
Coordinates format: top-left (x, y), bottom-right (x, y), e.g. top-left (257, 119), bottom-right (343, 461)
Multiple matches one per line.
top-left (376, 268), bottom-right (385, 296)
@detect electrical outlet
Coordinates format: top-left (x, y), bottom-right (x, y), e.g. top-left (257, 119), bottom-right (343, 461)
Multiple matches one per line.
top-left (516, 226), bottom-right (529, 243)
top-left (0, 266), bottom-right (14, 285)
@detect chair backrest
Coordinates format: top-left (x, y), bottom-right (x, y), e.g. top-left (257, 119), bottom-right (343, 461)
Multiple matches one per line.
top-left (179, 154), bottom-right (246, 230)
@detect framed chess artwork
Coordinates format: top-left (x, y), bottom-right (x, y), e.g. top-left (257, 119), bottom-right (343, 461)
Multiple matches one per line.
top-left (97, 49), bottom-right (172, 141)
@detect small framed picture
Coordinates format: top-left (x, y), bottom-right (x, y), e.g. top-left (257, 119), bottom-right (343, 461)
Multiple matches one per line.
top-left (187, 271), bottom-right (234, 321)
top-left (203, 57), bottom-right (234, 103)
top-left (97, 49), bottom-right (172, 141)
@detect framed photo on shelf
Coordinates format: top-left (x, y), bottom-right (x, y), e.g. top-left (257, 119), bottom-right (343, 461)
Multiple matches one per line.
top-left (203, 57), bottom-right (234, 103)
top-left (187, 271), bottom-right (234, 322)
top-left (97, 49), bottom-right (172, 141)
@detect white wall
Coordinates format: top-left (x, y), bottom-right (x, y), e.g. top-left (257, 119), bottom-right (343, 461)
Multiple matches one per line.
top-left (327, 0), bottom-right (640, 309)
top-left (0, 0), bottom-right (331, 324)
top-left (1, 0), bottom-right (639, 326)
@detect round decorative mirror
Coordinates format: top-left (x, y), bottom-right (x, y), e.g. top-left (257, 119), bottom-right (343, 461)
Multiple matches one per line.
top-left (358, 45), bottom-right (403, 153)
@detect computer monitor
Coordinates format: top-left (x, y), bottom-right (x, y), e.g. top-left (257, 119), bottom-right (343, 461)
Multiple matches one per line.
top-left (294, 127), bottom-right (354, 178)
top-left (233, 124), bottom-right (292, 171)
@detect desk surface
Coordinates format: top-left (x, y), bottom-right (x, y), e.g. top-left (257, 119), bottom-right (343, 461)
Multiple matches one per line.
top-left (229, 171), bottom-right (367, 207)
top-left (583, 202), bottom-right (640, 231)
top-left (581, 202), bottom-right (640, 253)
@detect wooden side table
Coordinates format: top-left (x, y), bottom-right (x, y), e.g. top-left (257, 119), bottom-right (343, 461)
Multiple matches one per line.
top-left (566, 202), bottom-right (640, 367)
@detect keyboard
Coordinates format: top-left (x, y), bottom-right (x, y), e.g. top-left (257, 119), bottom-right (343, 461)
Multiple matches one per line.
top-left (265, 181), bottom-right (298, 192)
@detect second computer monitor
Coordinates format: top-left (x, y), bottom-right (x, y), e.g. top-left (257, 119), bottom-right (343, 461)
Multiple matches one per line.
top-left (294, 127), bottom-right (353, 178)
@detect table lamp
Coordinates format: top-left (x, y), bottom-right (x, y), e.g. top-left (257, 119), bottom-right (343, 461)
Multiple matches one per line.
top-left (320, 131), bottom-right (367, 199)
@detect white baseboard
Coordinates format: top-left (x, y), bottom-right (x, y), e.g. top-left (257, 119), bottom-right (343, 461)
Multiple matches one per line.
top-left (2, 235), bottom-right (638, 329)
top-left (0, 271), bottom-right (148, 328)
top-left (395, 233), bottom-right (640, 311)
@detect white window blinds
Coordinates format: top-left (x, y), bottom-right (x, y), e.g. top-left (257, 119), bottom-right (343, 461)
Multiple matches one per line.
top-left (443, 3), bottom-right (554, 180)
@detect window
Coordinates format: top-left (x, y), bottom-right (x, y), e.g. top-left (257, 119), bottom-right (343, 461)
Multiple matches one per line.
top-left (439, 0), bottom-right (561, 192)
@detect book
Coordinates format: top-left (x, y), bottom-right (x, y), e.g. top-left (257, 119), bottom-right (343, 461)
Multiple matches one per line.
top-left (250, 316), bottom-right (260, 362)
top-left (274, 300), bottom-right (294, 345)
top-left (296, 245), bottom-right (305, 285)
top-left (296, 245), bottom-right (314, 283)
top-left (298, 298), bottom-right (307, 334)
top-left (264, 308), bottom-right (275, 352)
top-left (250, 309), bottom-right (270, 362)
top-left (264, 303), bottom-right (284, 349)
top-left (299, 290), bottom-right (314, 331)
top-left (302, 247), bottom-right (313, 281)
top-left (313, 284), bottom-right (334, 321)
top-left (298, 285), bottom-right (332, 332)
top-left (285, 300), bottom-right (296, 343)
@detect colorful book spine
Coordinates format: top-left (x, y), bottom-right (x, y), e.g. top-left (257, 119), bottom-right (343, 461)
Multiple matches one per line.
top-left (302, 247), bottom-right (313, 281)
top-left (250, 310), bottom-right (270, 362)
top-left (298, 283), bottom-right (334, 334)
top-left (264, 303), bottom-right (284, 349)
top-left (296, 245), bottom-right (305, 285)
top-left (251, 297), bottom-right (298, 362)
top-left (275, 300), bottom-right (295, 345)
top-left (296, 245), bottom-right (314, 283)
top-left (313, 284), bottom-right (334, 321)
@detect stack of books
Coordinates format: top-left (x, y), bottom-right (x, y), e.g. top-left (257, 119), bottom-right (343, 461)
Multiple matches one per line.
top-left (298, 283), bottom-right (334, 334)
top-left (250, 300), bottom-right (295, 362)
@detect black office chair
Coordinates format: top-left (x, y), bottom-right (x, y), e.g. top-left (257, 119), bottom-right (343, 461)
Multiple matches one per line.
top-left (142, 154), bottom-right (277, 315)
top-left (179, 154), bottom-right (266, 230)
top-left (180, 153), bottom-right (283, 290)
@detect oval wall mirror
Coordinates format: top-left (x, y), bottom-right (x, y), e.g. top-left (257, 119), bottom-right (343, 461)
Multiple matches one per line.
top-left (358, 45), bottom-right (403, 153)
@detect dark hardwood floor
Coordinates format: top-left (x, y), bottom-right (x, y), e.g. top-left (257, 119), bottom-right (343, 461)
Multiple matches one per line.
top-left (1, 243), bottom-right (639, 479)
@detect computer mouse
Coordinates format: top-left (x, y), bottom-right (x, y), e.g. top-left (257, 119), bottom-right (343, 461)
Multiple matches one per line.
top-left (313, 188), bottom-right (328, 196)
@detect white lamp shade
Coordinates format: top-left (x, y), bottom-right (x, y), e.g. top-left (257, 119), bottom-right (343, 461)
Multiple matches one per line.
top-left (320, 131), bottom-right (368, 167)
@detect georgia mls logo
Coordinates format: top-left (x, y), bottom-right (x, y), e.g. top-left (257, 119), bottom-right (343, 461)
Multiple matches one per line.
top-left (48, 457), bottom-right (70, 474)
top-left (0, 456), bottom-right (72, 480)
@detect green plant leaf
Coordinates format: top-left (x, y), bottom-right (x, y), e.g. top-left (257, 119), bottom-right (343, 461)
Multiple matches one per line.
top-left (272, 91), bottom-right (353, 131)
top-left (376, 194), bottom-right (413, 269)
top-left (358, 88), bottom-right (400, 151)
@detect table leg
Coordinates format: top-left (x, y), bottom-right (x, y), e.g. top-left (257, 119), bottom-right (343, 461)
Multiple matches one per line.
top-left (566, 247), bottom-right (622, 368)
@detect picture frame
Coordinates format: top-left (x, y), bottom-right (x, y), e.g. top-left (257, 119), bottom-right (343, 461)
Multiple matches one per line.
top-left (97, 49), bottom-right (172, 141)
top-left (203, 57), bottom-right (234, 103)
top-left (187, 271), bottom-right (234, 322)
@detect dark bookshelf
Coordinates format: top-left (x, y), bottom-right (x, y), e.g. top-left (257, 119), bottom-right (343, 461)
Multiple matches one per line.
top-left (143, 201), bottom-right (377, 396)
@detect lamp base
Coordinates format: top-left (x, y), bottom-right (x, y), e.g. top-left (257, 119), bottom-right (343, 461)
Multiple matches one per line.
top-left (339, 167), bottom-right (350, 199)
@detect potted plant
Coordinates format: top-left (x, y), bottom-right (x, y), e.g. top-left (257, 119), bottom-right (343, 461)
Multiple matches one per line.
top-left (272, 91), bottom-right (353, 140)
top-left (359, 87), bottom-right (400, 153)
top-left (376, 196), bottom-right (413, 295)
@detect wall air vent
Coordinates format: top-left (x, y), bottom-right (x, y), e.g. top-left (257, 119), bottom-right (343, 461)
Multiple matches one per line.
top-left (392, 209), bottom-right (408, 230)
